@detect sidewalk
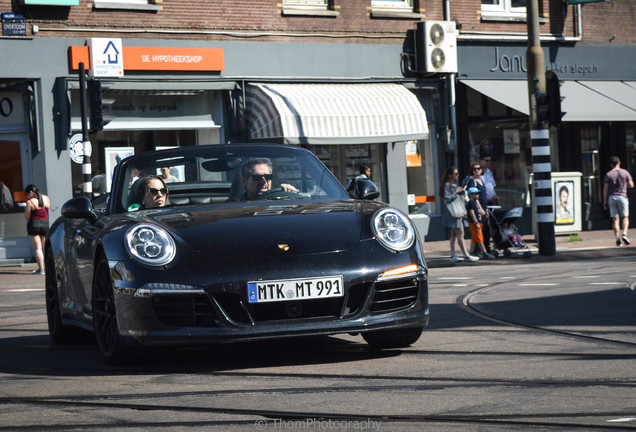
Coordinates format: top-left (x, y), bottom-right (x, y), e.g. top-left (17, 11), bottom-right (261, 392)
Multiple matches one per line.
top-left (423, 228), bottom-right (636, 267)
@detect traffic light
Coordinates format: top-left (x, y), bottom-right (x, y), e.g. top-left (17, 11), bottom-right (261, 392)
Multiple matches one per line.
top-left (87, 79), bottom-right (114, 132)
top-left (545, 71), bottom-right (565, 128)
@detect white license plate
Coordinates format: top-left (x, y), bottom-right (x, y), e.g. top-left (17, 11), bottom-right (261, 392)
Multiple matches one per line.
top-left (247, 276), bottom-right (344, 304)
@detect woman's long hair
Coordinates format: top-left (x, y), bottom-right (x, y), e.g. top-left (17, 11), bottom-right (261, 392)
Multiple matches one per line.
top-left (438, 166), bottom-right (457, 198)
top-left (24, 184), bottom-right (44, 208)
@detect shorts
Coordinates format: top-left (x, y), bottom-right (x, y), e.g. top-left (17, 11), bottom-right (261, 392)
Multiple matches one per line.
top-left (27, 219), bottom-right (49, 237)
top-left (468, 222), bottom-right (484, 245)
top-left (608, 195), bottom-right (629, 218)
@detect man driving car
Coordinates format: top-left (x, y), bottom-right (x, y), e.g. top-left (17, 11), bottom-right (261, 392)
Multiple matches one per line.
top-left (240, 158), bottom-right (298, 200)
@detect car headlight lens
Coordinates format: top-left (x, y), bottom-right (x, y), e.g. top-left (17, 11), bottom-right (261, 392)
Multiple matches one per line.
top-left (125, 224), bottom-right (176, 266)
top-left (371, 208), bottom-right (415, 251)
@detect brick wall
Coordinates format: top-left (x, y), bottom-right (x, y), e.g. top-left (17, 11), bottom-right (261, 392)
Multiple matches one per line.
top-left (1, 0), bottom-right (632, 44)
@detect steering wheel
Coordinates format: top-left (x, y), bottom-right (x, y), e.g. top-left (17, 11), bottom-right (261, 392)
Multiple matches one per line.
top-left (258, 188), bottom-right (300, 200)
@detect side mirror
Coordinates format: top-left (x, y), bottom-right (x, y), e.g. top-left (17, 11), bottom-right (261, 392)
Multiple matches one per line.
top-left (355, 179), bottom-right (380, 200)
top-left (61, 197), bottom-right (98, 223)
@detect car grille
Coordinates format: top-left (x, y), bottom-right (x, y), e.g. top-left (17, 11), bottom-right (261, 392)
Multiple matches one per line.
top-left (370, 278), bottom-right (419, 313)
top-left (152, 294), bottom-right (217, 327)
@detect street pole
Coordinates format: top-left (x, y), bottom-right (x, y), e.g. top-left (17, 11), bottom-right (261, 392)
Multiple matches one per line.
top-left (78, 62), bottom-right (92, 198)
top-left (526, 0), bottom-right (556, 255)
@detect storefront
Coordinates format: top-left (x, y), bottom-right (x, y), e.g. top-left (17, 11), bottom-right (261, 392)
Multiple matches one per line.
top-left (449, 42), bottom-right (636, 237)
top-left (0, 36), bottom-right (450, 259)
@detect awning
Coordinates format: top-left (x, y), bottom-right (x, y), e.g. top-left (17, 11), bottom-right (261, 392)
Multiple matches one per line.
top-left (245, 83), bottom-right (429, 145)
top-left (68, 80), bottom-right (236, 93)
top-left (460, 80), bottom-right (636, 122)
top-left (70, 87), bottom-right (225, 131)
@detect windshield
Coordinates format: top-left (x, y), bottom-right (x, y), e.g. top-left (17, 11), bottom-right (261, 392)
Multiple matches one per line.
top-left (111, 144), bottom-right (349, 214)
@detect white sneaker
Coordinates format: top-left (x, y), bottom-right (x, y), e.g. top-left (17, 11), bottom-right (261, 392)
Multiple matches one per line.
top-left (449, 256), bottom-right (464, 263)
top-left (465, 255), bottom-right (479, 262)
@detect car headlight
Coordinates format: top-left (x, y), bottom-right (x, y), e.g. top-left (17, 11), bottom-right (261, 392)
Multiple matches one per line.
top-left (371, 208), bottom-right (415, 252)
top-left (125, 224), bottom-right (176, 266)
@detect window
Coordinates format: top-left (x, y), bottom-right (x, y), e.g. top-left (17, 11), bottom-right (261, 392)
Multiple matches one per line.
top-left (371, 0), bottom-right (421, 18)
top-left (284, 0), bottom-right (328, 8)
top-left (481, 0), bottom-right (527, 20)
top-left (372, 0), bottom-right (414, 11)
top-left (93, 0), bottom-right (160, 11)
top-left (282, 0), bottom-right (338, 16)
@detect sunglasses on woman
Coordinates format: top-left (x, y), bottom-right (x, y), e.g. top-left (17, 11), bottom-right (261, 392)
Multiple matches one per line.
top-left (148, 187), bottom-right (168, 196)
top-left (473, 167), bottom-right (482, 171)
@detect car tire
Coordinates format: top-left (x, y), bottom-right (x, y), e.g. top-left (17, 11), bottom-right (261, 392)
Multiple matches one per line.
top-left (92, 254), bottom-right (130, 365)
top-left (362, 326), bottom-right (423, 349)
top-left (45, 248), bottom-right (73, 344)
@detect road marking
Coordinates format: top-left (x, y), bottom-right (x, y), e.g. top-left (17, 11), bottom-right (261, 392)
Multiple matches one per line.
top-left (519, 283), bottom-right (558, 286)
top-left (6, 288), bottom-right (44, 292)
top-left (438, 277), bottom-right (472, 280)
top-left (607, 418), bottom-right (636, 423)
top-left (590, 282), bottom-right (625, 285)
top-left (572, 275), bottom-right (600, 279)
top-left (499, 277), bottom-right (516, 280)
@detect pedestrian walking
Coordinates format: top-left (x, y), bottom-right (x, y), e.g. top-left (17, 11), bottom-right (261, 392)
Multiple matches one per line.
top-left (603, 156), bottom-right (634, 247)
top-left (464, 160), bottom-right (491, 255)
top-left (439, 167), bottom-right (478, 263)
top-left (466, 187), bottom-right (495, 260)
top-left (24, 184), bottom-right (50, 275)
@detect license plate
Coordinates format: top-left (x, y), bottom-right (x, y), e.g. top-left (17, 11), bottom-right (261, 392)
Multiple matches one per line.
top-left (247, 276), bottom-right (344, 303)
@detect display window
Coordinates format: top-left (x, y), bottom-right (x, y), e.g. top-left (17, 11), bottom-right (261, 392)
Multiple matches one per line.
top-left (70, 130), bottom-right (197, 197)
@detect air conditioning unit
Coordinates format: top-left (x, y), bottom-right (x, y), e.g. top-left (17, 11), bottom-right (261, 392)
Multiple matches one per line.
top-left (416, 20), bottom-right (458, 74)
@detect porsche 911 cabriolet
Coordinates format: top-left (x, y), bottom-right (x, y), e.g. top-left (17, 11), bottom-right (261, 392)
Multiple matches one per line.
top-left (45, 144), bottom-right (429, 364)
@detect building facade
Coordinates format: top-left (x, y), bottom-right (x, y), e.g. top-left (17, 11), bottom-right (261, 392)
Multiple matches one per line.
top-left (0, 0), bottom-right (634, 259)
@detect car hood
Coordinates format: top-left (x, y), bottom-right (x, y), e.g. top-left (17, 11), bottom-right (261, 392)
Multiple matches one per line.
top-left (139, 200), bottom-right (380, 258)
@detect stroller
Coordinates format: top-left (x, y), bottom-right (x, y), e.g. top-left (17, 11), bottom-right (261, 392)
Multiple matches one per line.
top-left (489, 207), bottom-right (533, 258)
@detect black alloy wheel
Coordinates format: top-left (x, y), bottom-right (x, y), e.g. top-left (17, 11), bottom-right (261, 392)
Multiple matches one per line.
top-left (92, 254), bottom-right (129, 365)
top-left (45, 248), bottom-right (71, 344)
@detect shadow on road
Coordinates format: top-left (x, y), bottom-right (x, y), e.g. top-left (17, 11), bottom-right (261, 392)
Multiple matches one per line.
top-left (0, 333), bottom-right (402, 376)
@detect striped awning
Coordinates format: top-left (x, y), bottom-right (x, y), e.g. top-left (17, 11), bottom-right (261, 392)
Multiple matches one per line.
top-left (245, 83), bottom-right (429, 145)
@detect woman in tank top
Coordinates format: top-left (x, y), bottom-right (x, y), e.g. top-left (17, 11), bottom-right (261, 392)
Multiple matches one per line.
top-left (24, 184), bottom-right (50, 275)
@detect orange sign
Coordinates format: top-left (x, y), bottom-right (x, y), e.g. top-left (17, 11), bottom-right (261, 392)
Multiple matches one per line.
top-left (69, 45), bottom-right (224, 72)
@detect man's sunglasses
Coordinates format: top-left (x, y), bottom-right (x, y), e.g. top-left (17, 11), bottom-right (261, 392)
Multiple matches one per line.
top-left (148, 187), bottom-right (168, 196)
top-left (248, 173), bottom-right (273, 182)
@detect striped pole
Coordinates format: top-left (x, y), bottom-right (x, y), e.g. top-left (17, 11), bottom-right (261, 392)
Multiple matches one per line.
top-left (531, 130), bottom-right (555, 254)
top-left (78, 63), bottom-right (92, 198)
top-left (527, 0), bottom-right (555, 255)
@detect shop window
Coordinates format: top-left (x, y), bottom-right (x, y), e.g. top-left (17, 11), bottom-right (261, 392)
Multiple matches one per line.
top-left (481, 0), bottom-right (527, 21)
top-left (468, 121), bottom-right (532, 210)
top-left (71, 129), bottom-right (196, 197)
top-left (406, 140), bottom-right (436, 215)
top-left (0, 140), bottom-right (23, 212)
top-left (304, 144), bottom-right (383, 201)
top-left (627, 126), bottom-right (636, 177)
top-left (93, 0), bottom-right (160, 11)
top-left (580, 126), bottom-right (602, 205)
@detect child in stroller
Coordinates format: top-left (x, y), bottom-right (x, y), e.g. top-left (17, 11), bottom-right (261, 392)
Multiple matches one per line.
top-left (489, 207), bottom-right (532, 258)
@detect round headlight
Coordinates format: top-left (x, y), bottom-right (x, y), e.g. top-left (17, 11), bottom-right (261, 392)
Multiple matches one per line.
top-left (371, 208), bottom-right (415, 252)
top-left (125, 224), bottom-right (176, 266)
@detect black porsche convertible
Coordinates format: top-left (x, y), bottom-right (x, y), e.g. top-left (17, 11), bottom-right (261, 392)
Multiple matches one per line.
top-left (45, 144), bottom-right (429, 364)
